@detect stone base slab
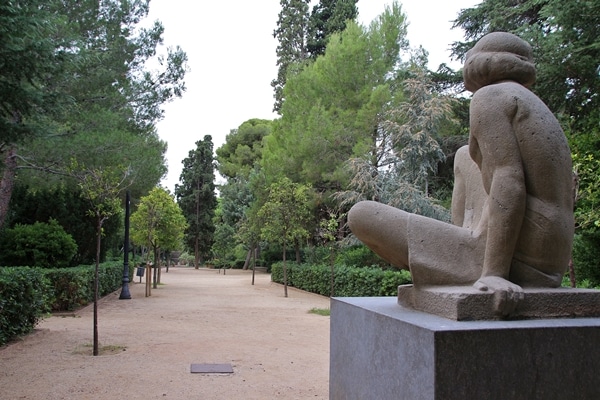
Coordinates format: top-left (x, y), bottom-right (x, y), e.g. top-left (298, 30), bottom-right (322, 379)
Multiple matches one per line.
top-left (330, 297), bottom-right (600, 400)
top-left (397, 284), bottom-right (600, 321)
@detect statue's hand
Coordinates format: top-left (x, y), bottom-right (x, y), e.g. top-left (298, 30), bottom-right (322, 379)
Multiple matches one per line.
top-left (474, 276), bottom-right (524, 316)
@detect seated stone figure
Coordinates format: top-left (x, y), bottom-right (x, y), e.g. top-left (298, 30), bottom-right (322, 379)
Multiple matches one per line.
top-left (348, 32), bottom-right (574, 316)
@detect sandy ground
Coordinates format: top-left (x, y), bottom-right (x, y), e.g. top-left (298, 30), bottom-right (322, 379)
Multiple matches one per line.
top-left (0, 267), bottom-right (331, 399)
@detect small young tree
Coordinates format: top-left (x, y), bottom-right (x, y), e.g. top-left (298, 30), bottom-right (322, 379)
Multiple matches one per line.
top-left (258, 178), bottom-right (312, 297)
top-left (130, 187), bottom-right (187, 294)
top-left (318, 209), bottom-right (343, 296)
top-left (69, 161), bottom-right (129, 356)
top-left (237, 199), bottom-right (264, 285)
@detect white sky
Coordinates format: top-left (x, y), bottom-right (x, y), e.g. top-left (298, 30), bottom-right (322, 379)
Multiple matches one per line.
top-left (145, 0), bottom-right (480, 192)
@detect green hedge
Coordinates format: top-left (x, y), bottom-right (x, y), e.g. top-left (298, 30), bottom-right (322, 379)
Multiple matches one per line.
top-left (271, 262), bottom-right (412, 297)
top-left (572, 232), bottom-right (600, 286)
top-left (42, 261), bottom-right (123, 311)
top-left (0, 262), bottom-right (125, 345)
top-left (0, 267), bottom-right (49, 346)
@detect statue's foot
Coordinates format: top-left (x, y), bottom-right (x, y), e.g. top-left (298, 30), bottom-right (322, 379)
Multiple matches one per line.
top-left (474, 276), bottom-right (524, 316)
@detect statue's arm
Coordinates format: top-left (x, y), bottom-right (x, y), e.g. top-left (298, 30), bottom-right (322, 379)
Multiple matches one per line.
top-left (470, 89), bottom-right (526, 281)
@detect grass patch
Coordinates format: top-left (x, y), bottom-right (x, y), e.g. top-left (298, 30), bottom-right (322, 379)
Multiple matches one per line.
top-left (309, 307), bottom-right (330, 316)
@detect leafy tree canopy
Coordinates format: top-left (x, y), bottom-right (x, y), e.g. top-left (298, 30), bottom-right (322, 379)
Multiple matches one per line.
top-left (263, 2), bottom-right (409, 194)
top-left (272, 0), bottom-right (359, 112)
top-left (0, 0), bottom-right (187, 229)
top-left (216, 119), bottom-right (272, 180)
top-left (130, 187), bottom-right (187, 253)
top-left (258, 177), bottom-right (313, 250)
top-left (0, 0), bottom-right (69, 144)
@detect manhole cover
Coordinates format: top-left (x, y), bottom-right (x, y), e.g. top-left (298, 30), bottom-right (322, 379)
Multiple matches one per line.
top-left (190, 363), bottom-right (234, 374)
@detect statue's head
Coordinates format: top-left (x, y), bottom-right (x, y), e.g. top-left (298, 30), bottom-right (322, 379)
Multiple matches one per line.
top-left (463, 32), bottom-right (536, 92)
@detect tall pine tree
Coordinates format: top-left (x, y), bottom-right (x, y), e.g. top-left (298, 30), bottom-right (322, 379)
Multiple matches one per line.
top-left (307, 0), bottom-right (358, 58)
top-left (271, 0), bottom-right (358, 113)
top-left (264, 2), bottom-right (409, 194)
top-left (271, 0), bottom-right (310, 113)
top-left (175, 135), bottom-right (217, 268)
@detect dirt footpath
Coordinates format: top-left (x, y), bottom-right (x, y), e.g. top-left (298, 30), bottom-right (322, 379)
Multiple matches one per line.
top-left (0, 267), bottom-right (331, 399)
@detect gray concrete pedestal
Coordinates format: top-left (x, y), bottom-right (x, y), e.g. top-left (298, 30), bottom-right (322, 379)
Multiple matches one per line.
top-left (330, 297), bottom-right (600, 400)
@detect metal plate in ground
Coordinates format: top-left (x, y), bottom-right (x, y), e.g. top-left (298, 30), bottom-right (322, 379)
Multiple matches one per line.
top-left (190, 363), bottom-right (234, 374)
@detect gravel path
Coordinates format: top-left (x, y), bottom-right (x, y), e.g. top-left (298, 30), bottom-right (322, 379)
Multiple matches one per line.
top-left (0, 267), bottom-right (331, 399)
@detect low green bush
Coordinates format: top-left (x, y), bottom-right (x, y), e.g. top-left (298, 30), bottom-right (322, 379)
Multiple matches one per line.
top-left (0, 219), bottom-right (77, 268)
top-left (0, 262), bottom-right (125, 346)
top-left (0, 267), bottom-right (50, 346)
top-left (177, 252), bottom-right (195, 266)
top-left (271, 262), bottom-right (412, 297)
top-left (335, 245), bottom-right (390, 269)
top-left (42, 261), bottom-right (123, 311)
top-left (572, 232), bottom-right (600, 286)
top-left (42, 267), bottom-right (92, 311)
top-left (97, 261), bottom-right (124, 296)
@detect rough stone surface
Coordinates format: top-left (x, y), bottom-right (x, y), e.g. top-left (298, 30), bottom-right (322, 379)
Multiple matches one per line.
top-left (330, 297), bottom-right (600, 400)
top-left (347, 32), bottom-right (576, 318)
top-left (398, 284), bottom-right (600, 321)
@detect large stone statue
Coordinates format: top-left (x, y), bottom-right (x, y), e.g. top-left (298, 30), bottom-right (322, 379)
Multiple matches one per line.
top-left (348, 32), bottom-right (576, 317)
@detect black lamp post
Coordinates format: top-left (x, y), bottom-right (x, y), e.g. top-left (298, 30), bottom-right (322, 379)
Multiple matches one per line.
top-left (119, 191), bottom-right (132, 299)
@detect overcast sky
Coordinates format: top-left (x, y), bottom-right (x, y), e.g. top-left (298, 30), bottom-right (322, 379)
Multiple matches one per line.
top-left (144, 0), bottom-right (479, 192)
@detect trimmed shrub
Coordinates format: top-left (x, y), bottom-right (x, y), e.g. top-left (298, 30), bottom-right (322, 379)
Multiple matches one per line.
top-left (572, 232), bottom-right (600, 286)
top-left (42, 266), bottom-right (93, 311)
top-left (42, 261), bottom-right (123, 311)
top-left (271, 262), bottom-right (412, 297)
top-left (177, 252), bottom-right (195, 266)
top-left (0, 219), bottom-right (77, 268)
top-left (97, 261), bottom-right (124, 296)
top-left (0, 262), bottom-right (124, 346)
top-left (0, 267), bottom-right (50, 346)
top-left (335, 245), bottom-right (389, 269)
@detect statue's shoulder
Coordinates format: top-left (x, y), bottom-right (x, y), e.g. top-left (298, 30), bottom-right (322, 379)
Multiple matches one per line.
top-left (471, 82), bottom-right (527, 117)
top-left (473, 81), bottom-right (525, 97)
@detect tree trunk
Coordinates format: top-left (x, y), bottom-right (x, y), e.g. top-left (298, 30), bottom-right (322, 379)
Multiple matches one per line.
top-left (330, 246), bottom-right (335, 297)
top-left (295, 240), bottom-right (301, 263)
top-left (568, 258), bottom-right (576, 288)
top-left (569, 173), bottom-right (578, 288)
top-left (195, 182), bottom-right (201, 268)
top-left (194, 236), bottom-right (200, 269)
top-left (153, 245), bottom-right (159, 289)
top-left (145, 247), bottom-right (151, 297)
top-left (251, 244), bottom-right (256, 286)
top-left (0, 146), bottom-right (18, 230)
top-left (158, 251), bottom-right (162, 283)
top-left (242, 247), bottom-right (252, 270)
top-left (283, 242), bottom-right (288, 298)
top-left (93, 217), bottom-right (102, 356)
top-left (145, 261), bottom-right (151, 297)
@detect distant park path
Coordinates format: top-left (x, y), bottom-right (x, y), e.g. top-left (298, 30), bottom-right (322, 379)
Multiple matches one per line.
top-left (0, 267), bottom-right (330, 399)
